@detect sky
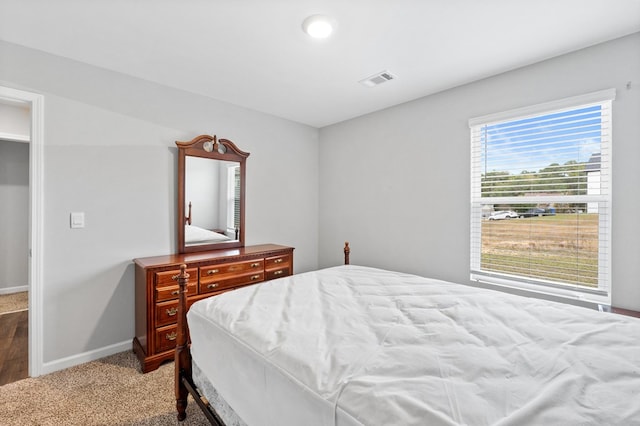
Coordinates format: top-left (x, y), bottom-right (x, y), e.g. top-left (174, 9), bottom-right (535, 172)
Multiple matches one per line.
top-left (482, 105), bottom-right (602, 175)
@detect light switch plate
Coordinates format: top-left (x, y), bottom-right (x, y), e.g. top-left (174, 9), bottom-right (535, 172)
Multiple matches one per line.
top-left (70, 212), bottom-right (85, 229)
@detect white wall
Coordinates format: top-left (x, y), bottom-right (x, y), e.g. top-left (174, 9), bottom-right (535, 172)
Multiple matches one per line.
top-left (0, 40), bottom-right (319, 368)
top-left (0, 102), bottom-right (30, 139)
top-left (0, 140), bottom-right (29, 293)
top-left (185, 156), bottom-right (220, 230)
top-left (319, 33), bottom-right (640, 311)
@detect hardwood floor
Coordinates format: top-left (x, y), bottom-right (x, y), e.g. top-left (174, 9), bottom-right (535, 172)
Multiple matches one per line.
top-left (0, 310), bottom-right (28, 385)
top-left (612, 307), bottom-right (640, 318)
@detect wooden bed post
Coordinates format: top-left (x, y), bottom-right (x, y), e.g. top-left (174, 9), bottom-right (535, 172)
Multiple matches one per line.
top-left (185, 202), bottom-right (192, 225)
top-left (174, 264), bottom-right (191, 421)
top-left (344, 241), bottom-right (350, 265)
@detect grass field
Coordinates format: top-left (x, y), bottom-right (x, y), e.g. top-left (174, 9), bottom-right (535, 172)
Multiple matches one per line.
top-left (481, 214), bottom-right (599, 287)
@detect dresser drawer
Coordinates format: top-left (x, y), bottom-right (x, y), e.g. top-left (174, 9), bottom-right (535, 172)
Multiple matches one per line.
top-left (155, 282), bottom-right (197, 303)
top-left (155, 324), bottom-right (178, 353)
top-left (155, 267), bottom-right (198, 287)
top-left (265, 254), bottom-right (291, 269)
top-left (265, 266), bottom-right (290, 280)
top-left (156, 295), bottom-right (204, 327)
top-left (199, 271), bottom-right (264, 294)
top-left (156, 300), bottom-right (181, 327)
top-left (265, 254), bottom-right (292, 280)
top-left (200, 259), bottom-right (263, 279)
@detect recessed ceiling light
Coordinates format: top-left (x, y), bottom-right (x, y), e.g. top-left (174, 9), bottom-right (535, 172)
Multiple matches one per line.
top-left (302, 15), bottom-right (336, 39)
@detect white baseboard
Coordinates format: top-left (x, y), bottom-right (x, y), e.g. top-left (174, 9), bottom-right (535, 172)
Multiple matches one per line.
top-left (0, 285), bottom-right (28, 295)
top-left (40, 340), bottom-right (133, 376)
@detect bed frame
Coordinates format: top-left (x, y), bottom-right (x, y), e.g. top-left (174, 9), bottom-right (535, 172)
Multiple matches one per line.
top-left (174, 242), bottom-right (351, 423)
top-left (185, 202), bottom-right (192, 225)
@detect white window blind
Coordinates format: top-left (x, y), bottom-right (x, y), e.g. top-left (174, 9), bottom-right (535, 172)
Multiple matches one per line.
top-left (226, 165), bottom-right (241, 230)
top-left (470, 89), bottom-right (615, 304)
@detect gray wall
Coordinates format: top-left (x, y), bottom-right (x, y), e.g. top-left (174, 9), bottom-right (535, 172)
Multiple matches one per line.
top-left (0, 40), bottom-right (319, 366)
top-left (0, 140), bottom-right (29, 292)
top-left (1, 32), bottom-right (638, 371)
top-left (319, 33), bottom-right (640, 311)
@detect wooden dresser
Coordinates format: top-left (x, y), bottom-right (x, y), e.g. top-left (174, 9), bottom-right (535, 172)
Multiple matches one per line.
top-left (133, 244), bottom-right (294, 373)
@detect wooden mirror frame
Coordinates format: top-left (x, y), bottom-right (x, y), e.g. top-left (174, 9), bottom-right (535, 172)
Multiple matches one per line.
top-left (176, 134), bottom-right (250, 253)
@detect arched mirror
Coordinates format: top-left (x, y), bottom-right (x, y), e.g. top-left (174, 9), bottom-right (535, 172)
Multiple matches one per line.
top-left (177, 134), bottom-right (249, 253)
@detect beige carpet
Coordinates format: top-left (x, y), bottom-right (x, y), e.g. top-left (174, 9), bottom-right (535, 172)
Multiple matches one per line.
top-left (0, 291), bottom-right (28, 315)
top-left (0, 350), bottom-right (209, 425)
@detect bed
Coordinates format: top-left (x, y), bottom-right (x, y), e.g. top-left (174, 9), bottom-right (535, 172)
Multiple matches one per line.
top-left (184, 224), bottom-right (232, 245)
top-left (174, 244), bottom-right (640, 425)
top-left (183, 201), bottom-right (234, 245)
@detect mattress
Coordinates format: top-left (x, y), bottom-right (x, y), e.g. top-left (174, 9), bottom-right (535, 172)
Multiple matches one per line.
top-left (192, 360), bottom-right (247, 426)
top-left (185, 224), bottom-right (231, 245)
top-left (187, 265), bottom-right (640, 426)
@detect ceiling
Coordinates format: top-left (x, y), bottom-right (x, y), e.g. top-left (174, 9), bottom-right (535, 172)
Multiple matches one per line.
top-left (1, 0), bottom-right (639, 128)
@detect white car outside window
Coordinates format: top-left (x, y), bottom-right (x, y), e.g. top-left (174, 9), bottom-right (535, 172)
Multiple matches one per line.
top-left (488, 211), bottom-right (518, 220)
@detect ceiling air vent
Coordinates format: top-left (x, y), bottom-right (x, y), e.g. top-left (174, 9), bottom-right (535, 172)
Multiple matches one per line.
top-left (359, 70), bottom-right (397, 88)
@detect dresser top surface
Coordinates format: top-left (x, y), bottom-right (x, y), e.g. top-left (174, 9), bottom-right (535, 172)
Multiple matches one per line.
top-left (134, 244), bottom-right (294, 269)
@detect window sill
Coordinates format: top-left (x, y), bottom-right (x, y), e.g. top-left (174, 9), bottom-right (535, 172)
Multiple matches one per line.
top-left (471, 273), bottom-right (609, 306)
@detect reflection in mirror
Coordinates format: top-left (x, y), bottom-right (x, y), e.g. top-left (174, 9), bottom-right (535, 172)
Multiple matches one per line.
top-left (177, 134), bottom-right (249, 253)
top-left (185, 157), bottom-right (241, 245)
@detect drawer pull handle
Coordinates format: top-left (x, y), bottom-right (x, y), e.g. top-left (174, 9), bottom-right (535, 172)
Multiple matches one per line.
top-left (166, 332), bottom-right (177, 341)
top-left (250, 274), bottom-right (260, 281)
top-left (251, 262), bottom-right (260, 268)
top-left (274, 258), bottom-right (284, 264)
top-left (171, 290), bottom-right (180, 296)
top-left (274, 270), bottom-right (284, 276)
top-left (207, 283), bottom-right (219, 289)
top-left (166, 307), bottom-right (178, 316)
top-left (207, 269), bottom-right (219, 275)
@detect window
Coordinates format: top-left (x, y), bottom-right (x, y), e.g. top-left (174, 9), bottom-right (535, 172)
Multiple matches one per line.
top-left (226, 164), bottom-right (241, 230)
top-left (470, 89), bottom-right (615, 304)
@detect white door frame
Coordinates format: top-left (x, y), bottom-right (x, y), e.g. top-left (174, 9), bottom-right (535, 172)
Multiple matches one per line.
top-left (0, 86), bottom-right (44, 377)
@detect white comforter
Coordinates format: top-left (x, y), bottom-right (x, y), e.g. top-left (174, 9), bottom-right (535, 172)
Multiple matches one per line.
top-left (184, 224), bottom-right (231, 244)
top-left (188, 265), bottom-right (640, 426)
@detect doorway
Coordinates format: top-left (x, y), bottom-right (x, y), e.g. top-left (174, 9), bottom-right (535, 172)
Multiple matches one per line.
top-left (0, 86), bottom-right (44, 378)
top-left (0, 132), bottom-right (29, 384)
